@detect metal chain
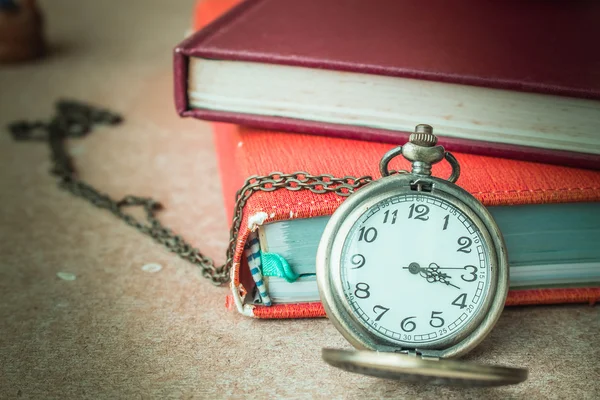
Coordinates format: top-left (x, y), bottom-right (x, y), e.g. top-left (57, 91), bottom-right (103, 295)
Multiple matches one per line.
top-left (8, 100), bottom-right (374, 285)
top-left (223, 172), bottom-right (373, 283)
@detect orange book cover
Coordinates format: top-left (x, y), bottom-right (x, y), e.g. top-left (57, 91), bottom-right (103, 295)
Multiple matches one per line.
top-left (212, 123), bottom-right (600, 318)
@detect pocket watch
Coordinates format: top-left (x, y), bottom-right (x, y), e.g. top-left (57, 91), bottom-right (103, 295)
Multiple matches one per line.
top-left (316, 125), bottom-right (528, 386)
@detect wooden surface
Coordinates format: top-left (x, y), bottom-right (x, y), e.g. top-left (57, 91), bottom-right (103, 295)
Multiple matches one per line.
top-left (0, 1), bottom-right (598, 398)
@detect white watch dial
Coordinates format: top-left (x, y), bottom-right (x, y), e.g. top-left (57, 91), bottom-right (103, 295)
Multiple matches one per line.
top-left (341, 192), bottom-right (491, 347)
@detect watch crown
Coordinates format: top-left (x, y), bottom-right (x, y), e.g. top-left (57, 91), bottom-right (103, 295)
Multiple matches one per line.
top-left (410, 124), bottom-right (438, 147)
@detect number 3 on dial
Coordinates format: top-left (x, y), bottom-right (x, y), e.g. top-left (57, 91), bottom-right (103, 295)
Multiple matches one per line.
top-left (462, 265), bottom-right (477, 282)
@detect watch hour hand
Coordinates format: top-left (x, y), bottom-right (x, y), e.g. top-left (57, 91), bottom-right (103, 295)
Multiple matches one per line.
top-left (439, 277), bottom-right (461, 290)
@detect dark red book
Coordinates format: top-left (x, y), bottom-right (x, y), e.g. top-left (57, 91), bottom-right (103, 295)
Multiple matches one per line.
top-left (174, 0), bottom-right (600, 169)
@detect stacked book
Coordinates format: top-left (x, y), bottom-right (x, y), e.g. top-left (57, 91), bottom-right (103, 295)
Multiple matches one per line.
top-left (175, 0), bottom-right (600, 318)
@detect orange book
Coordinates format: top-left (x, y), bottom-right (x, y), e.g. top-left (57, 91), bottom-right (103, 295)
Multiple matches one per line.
top-left (212, 123), bottom-right (600, 318)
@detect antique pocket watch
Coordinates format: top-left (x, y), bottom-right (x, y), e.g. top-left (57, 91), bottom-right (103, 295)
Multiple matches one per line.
top-left (316, 125), bottom-right (528, 386)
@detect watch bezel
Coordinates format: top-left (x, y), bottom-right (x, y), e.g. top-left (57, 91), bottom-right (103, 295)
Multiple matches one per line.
top-left (316, 173), bottom-right (508, 358)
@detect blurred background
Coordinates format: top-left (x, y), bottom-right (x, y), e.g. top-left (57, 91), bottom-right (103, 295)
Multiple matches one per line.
top-left (1, 1), bottom-right (599, 398)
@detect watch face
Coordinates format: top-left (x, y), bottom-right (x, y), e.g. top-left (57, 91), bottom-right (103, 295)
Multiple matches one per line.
top-left (340, 192), bottom-right (492, 347)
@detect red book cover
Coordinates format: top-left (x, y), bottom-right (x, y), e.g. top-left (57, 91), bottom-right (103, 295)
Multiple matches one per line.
top-left (178, 0), bottom-right (600, 170)
top-left (212, 122), bottom-right (600, 318)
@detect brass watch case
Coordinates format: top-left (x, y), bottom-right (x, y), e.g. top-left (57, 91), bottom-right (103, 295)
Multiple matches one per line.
top-left (316, 173), bottom-right (525, 385)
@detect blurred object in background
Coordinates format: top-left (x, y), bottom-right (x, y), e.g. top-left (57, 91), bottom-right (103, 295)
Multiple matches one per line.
top-left (0, 0), bottom-right (45, 63)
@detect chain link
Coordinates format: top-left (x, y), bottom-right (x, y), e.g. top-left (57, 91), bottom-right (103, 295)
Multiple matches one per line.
top-left (8, 100), bottom-right (374, 285)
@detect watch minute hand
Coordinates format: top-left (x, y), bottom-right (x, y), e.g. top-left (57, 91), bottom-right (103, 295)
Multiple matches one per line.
top-left (428, 263), bottom-right (471, 270)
